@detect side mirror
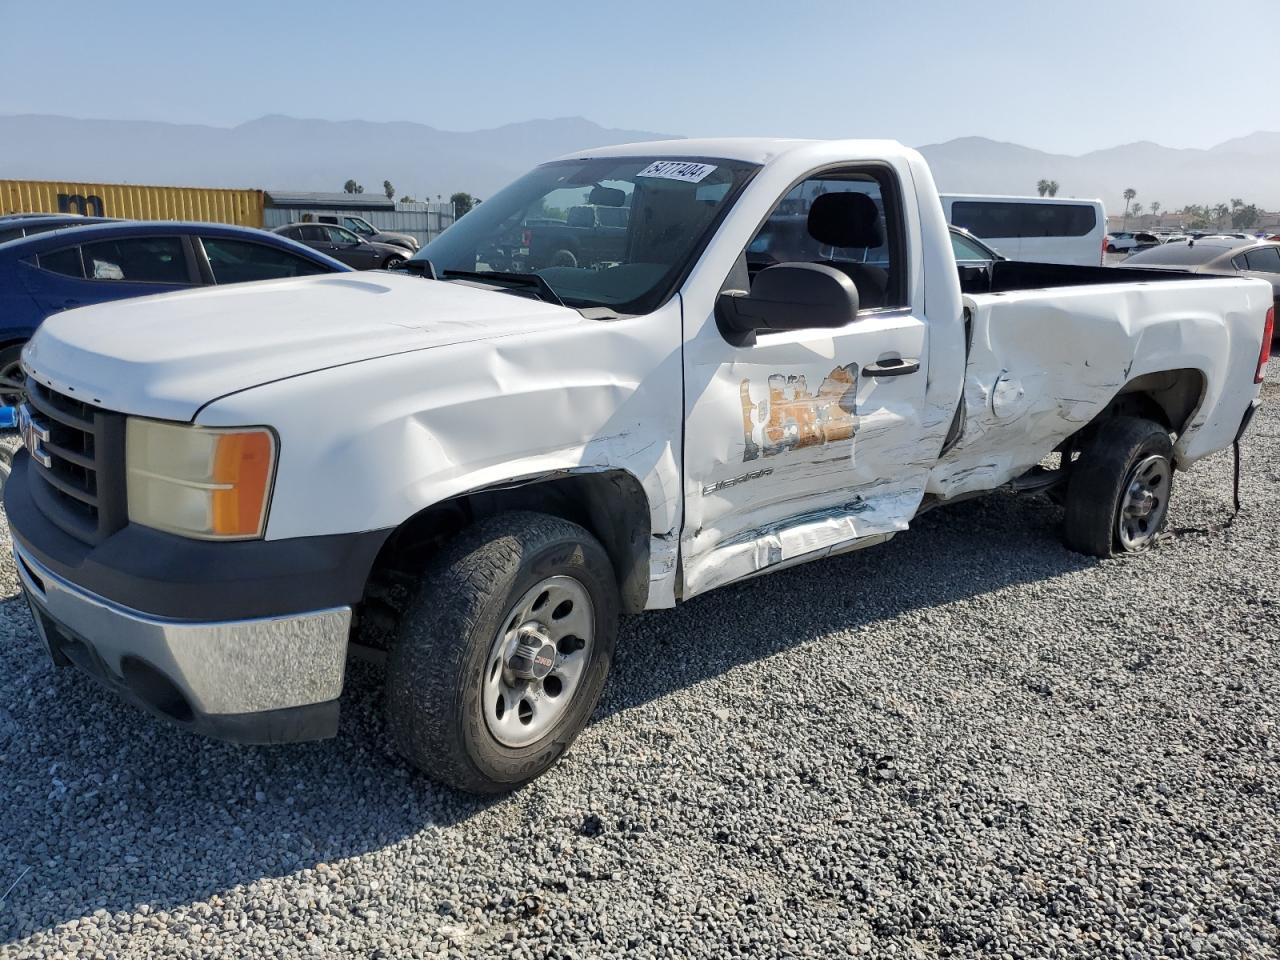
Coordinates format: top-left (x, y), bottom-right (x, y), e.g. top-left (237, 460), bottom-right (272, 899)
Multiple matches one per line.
top-left (715, 262), bottom-right (859, 346)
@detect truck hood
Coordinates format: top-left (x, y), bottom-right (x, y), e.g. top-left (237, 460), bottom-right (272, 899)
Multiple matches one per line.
top-left (23, 272), bottom-right (582, 422)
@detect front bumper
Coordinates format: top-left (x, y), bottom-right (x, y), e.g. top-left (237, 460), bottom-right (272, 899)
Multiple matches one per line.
top-left (14, 538), bottom-right (350, 743)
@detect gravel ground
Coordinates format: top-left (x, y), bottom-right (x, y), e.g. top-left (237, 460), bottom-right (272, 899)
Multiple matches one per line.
top-left (1, 365), bottom-right (1278, 960)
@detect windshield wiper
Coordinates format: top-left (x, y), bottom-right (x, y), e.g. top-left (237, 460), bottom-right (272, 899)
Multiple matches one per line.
top-left (439, 268), bottom-right (566, 307)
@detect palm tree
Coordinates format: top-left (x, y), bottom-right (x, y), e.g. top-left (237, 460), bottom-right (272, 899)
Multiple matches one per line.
top-left (1150, 201), bottom-right (1161, 222)
top-left (1122, 188), bottom-right (1137, 230)
top-left (1213, 203), bottom-right (1230, 228)
top-left (1131, 202), bottom-right (1144, 222)
top-left (1047, 180), bottom-right (1059, 197)
top-left (1037, 179), bottom-right (1051, 197)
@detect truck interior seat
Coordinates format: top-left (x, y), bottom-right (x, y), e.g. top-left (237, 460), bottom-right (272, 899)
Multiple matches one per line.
top-left (806, 192), bottom-right (888, 309)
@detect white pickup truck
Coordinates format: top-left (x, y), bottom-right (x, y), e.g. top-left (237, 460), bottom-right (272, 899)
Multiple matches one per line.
top-left (7, 140), bottom-right (1272, 792)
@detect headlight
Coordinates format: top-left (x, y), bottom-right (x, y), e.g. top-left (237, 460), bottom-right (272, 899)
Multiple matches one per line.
top-left (125, 419), bottom-right (277, 540)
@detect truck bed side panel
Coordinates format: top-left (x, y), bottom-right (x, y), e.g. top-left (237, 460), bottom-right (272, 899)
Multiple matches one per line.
top-left (927, 278), bottom-right (1269, 499)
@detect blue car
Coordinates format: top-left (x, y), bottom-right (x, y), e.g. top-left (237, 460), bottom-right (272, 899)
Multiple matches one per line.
top-left (0, 214), bottom-right (120, 244)
top-left (0, 220), bottom-right (352, 402)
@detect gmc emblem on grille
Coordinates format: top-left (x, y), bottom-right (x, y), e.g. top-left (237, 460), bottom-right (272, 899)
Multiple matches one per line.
top-left (16, 404), bottom-right (52, 469)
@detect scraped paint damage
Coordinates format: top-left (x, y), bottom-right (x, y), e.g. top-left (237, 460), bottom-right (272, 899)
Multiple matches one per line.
top-left (741, 365), bottom-right (858, 461)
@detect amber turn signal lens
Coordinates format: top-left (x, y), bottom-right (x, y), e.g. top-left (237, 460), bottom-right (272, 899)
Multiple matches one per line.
top-left (211, 431), bottom-right (275, 537)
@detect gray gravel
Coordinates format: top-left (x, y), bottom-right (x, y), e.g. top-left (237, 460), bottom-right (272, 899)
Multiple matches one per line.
top-left (2, 365), bottom-right (1278, 959)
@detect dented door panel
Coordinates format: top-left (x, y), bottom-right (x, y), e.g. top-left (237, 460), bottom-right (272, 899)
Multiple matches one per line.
top-left (680, 307), bottom-right (932, 596)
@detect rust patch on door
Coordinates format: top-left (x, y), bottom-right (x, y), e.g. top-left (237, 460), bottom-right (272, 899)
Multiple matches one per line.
top-left (741, 364), bottom-right (858, 461)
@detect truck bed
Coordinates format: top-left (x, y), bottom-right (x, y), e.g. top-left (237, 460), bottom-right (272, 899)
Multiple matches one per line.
top-left (958, 258), bottom-right (1207, 295)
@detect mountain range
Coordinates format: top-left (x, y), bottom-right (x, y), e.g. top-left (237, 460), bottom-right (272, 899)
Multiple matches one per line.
top-left (2, 114), bottom-right (1277, 213)
top-left (917, 132), bottom-right (1280, 212)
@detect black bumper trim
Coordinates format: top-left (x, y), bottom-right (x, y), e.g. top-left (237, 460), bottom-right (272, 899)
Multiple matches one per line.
top-left (1236, 398), bottom-right (1261, 443)
top-left (5, 450), bottom-right (393, 621)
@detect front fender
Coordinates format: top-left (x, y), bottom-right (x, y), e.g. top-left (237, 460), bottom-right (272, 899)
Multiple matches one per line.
top-left (195, 298), bottom-right (685, 602)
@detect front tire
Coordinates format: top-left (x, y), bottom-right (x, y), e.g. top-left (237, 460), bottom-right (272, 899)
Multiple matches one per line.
top-left (384, 511), bottom-right (619, 793)
top-left (1063, 416), bottom-right (1174, 556)
top-left (383, 255), bottom-right (405, 270)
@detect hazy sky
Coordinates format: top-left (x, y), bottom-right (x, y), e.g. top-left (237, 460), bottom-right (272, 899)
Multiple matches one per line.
top-left (1, 0), bottom-right (1276, 153)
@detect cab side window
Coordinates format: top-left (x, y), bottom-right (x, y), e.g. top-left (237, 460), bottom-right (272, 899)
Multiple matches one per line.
top-left (80, 237), bottom-right (189, 283)
top-left (326, 226), bottom-right (359, 245)
top-left (37, 246), bottom-right (85, 278)
top-left (1244, 246), bottom-right (1280, 273)
top-left (202, 237), bottom-right (328, 283)
top-left (745, 169), bottom-right (905, 311)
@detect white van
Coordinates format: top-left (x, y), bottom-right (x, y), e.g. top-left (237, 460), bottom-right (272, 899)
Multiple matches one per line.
top-left (941, 194), bottom-right (1106, 266)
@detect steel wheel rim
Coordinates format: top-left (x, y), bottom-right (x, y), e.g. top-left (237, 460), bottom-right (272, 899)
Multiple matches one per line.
top-left (482, 575), bottom-right (594, 748)
top-left (1118, 453), bottom-right (1171, 550)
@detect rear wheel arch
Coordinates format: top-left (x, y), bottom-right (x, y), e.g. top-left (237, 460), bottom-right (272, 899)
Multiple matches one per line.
top-left (1113, 368), bottom-right (1206, 436)
top-left (1069, 368), bottom-right (1206, 448)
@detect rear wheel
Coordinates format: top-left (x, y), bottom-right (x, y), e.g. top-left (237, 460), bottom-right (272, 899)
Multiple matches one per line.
top-left (384, 511), bottom-right (619, 793)
top-left (550, 248), bottom-right (578, 268)
top-left (1063, 416), bottom-right (1174, 556)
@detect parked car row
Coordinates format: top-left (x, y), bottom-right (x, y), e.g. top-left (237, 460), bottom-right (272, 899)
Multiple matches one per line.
top-left (271, 222), bottom-right (409, 270)
top-left (1119, 236), bottom-right (1280, 342)
top-left (306, 214), bottom-right (419, 252)
top-left (1104, 231), bottom-right (1162, 253)
top-left (0, 214), bottom-right (354, 403)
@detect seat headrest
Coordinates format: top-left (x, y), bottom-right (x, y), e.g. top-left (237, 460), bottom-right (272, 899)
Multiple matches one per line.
top-left (807, 192), bottom-right (883, 248)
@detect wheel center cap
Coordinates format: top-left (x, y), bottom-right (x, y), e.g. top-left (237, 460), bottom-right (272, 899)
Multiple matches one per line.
top-left (507, 625), bottom-right (556, 681)
top-left (1128, 486), bottom-right (1156, 517)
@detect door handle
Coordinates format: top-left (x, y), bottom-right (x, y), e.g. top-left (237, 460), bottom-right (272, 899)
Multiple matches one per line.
top-left (863, 358), bottom-right (920, 377)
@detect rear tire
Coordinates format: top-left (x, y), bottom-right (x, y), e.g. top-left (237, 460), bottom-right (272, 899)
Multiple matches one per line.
top-left (1063, 416), bottom-right (1174, 557)
top-left (384, 511), bottom-right (619, 793)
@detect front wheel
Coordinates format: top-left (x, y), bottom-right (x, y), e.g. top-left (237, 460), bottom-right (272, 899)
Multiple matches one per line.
top-left (383, 255), bottom-right (405, 271)
top-left (1063, 416), bottom-right (1174, 556)
top-left (384, 511), bottom-right (619, 793)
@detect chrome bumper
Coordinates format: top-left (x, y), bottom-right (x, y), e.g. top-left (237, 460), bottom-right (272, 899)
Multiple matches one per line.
top-left (14, 539), bottom-right (351, 724)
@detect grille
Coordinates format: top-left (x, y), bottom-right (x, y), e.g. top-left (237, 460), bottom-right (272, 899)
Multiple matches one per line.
top-left (23, 381), bottom-right (128, 544)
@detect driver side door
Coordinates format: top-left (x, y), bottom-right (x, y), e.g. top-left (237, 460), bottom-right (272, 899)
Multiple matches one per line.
top-left (680, 165), bottom-right (933, 597)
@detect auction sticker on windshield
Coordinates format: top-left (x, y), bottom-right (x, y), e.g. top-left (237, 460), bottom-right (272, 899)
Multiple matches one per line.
top-left (637, 161), bottom-right (718, 183)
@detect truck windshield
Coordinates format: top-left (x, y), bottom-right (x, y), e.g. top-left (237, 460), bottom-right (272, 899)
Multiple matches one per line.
top-left (409, 156), bottom-right (759, 314)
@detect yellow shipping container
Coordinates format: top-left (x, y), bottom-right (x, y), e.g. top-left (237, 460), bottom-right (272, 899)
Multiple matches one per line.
top-left (0, 179), bottom-right (264, 228)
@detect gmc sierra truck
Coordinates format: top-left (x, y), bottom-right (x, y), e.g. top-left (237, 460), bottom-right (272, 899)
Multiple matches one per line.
top-left (5, 140), bottom-right (1272, 793)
